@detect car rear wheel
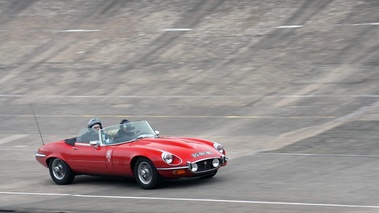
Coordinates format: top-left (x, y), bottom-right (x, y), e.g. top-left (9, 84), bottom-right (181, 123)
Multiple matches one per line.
top-left (134, 158), bottom-right (161, 189)
top-left (49, 158), bottom-right (75, 185)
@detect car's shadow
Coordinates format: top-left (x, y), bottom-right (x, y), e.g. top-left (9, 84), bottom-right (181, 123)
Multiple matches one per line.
top-left (72, 175), bottom-right (139, 188)
top-left (70, 174), bottom-right (226, 190)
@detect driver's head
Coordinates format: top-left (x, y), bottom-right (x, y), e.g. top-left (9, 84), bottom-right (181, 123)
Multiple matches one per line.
top-left (88, 118), bottom-right (102, 132)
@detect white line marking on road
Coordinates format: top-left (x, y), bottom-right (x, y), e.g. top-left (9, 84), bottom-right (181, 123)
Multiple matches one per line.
top-left (13, 145), bottom-right (28, 148)
top-left (0, 135), bottom-right (28, 145)
top-left (0, 192), bottom-right (71, 196)
top-left (276, 25), bottom-right (303, 29)
top-left (0, 22), bottom-right (377, 33)
top-left (350, 23), bottom-right (379, 26)
top-left (1, 94), bottom-right (379, 98)
top-left (0, 191), bottom-right (378, 209)
top-left (59, 29), bottom-right (100, 32)
top-left (162, 28), bottom-right (192, 31)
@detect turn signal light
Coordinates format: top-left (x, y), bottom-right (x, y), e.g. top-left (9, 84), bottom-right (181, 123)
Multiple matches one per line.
top-left (173, 169), bottom-right (186, 175)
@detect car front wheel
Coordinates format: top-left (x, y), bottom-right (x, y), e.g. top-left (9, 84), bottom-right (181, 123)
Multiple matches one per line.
top-left (134, 158), bottom-right (161, 189)
top-left (49, 158), bottom-right (75, 185)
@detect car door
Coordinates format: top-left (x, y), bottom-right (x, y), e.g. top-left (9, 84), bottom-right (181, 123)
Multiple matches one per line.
top-left (67, 142), bottom-right (108, 174)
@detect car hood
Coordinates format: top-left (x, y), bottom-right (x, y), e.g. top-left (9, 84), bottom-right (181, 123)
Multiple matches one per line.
top-left (122, 137), bottom-right (219, 157)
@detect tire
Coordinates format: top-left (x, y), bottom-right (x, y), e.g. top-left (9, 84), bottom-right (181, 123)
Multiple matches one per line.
top-left (49, 158), bottom-right (75, 185)
top-left (134, 158), bottom-right (162, 189)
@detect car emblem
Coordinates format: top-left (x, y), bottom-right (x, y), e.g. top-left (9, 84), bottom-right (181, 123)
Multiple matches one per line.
top-left (204, 161), bottom-right (207, 166)
top-left (106, 150), bottom-right (112, 162)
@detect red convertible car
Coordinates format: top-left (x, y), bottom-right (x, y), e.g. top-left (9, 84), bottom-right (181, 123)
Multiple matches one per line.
top-left (35, 120), bottom-right (228, 189)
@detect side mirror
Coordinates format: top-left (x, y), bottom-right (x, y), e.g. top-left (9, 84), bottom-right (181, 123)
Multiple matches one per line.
top-left (155, 131), bottom-right (160, 137)
top-left (90, 141), bottom-right (100, 149)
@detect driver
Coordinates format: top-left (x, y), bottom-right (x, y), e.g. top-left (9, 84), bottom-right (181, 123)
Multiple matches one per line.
top-left (114, 119), bottom-right (135, 139)
top-left (79, 118), bottom-right (103, 142)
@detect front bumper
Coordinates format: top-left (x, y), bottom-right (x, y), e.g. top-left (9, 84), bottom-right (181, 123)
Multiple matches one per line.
top-left (156, 156), bottom-right (228, 177)
top-left (35, 152), bottom-right (48, 167)
top-left (35, 153), bottom-right (46, 158)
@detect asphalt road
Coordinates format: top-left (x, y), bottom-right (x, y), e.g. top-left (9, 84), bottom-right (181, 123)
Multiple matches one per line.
top-left (0, 0), bottom-right (379, 212)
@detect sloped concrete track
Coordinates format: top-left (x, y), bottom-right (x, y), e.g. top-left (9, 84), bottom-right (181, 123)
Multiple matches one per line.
top-left (0, 0), bottom-right (379, 212)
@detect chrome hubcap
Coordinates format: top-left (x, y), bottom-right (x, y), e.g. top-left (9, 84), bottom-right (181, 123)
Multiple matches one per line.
top-left (138, 162), bottom-right (152, 184)
top-left (52, 159), bottom-right (65, 180)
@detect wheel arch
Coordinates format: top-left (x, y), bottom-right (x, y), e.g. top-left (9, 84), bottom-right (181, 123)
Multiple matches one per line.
top-left (129, 148), bottom-right (163, 176)
top-left (46, 154), bottom-right (66, 167)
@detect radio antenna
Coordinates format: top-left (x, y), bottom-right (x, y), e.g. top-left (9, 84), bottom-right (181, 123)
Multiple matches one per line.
top-left (31, 104), bottom-right (45, 145)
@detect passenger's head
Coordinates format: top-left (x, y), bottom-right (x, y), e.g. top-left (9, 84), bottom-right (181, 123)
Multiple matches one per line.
top-left (120, 119), bottom-right (129, 125)
top-left (120, 119), bottom-right (134, 131)
top-left (88, 118), bottom-right (102, 132)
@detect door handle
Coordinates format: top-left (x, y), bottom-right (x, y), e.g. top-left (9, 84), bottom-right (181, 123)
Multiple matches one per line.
top-left (72, 147), bottom-right (79, 150)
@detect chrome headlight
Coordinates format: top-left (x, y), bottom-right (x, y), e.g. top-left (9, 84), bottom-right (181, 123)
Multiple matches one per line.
top-left (191, 163), bottom-right (198, 172)
top-left (213, 142), bottom-right (224, 154)
top-left (161, 152), bottom-right (173, 164)
top-left (212, 158), bottom-right (220, 168)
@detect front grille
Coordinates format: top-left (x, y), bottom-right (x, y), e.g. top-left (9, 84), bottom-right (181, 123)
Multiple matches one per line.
top-left (195, 159), bottom-right (216, 173)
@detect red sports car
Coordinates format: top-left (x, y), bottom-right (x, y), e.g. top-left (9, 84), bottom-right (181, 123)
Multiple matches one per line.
top-left (35, 120), bottom-right (228, 189)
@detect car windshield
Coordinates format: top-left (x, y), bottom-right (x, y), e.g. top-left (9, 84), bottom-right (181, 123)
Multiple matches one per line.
top-left (76, 127), bottom-right (100, 142)
top-left (100, 120), bottom-right (157, 145)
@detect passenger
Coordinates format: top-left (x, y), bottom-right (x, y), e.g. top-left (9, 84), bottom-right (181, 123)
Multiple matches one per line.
top-left (114, 119), bottom-right (135, 139)
top-left (79, 118), bottom-right (102, 142)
